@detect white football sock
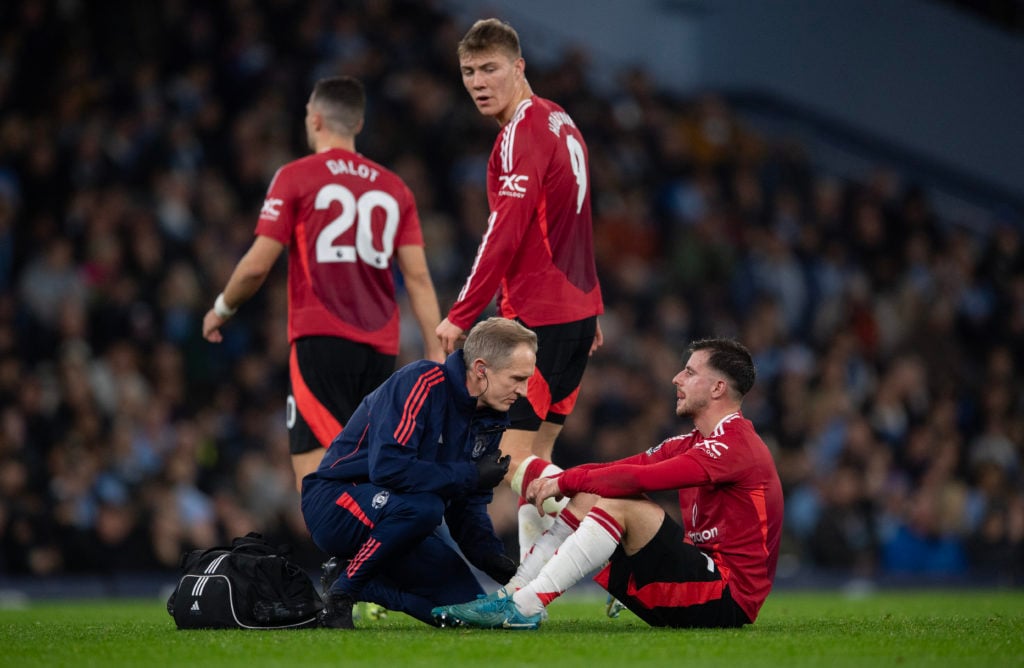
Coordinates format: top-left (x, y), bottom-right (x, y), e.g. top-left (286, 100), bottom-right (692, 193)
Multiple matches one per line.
top-left (513, 508), bottom-right (622, 617)
top-left (514, 457), bottom-right (568, 559)
top-left (508, 512), bottom-right (577, 590)
top-left (517, 504), bottom-right (551, 561)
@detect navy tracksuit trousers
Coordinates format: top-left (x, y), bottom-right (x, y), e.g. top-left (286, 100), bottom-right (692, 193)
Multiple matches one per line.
top-left (301, 476), bottom-right (484, 624)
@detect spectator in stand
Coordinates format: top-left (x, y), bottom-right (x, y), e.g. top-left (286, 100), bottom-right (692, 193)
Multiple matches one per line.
top-left (0, 1), bottom-right (1019, 588)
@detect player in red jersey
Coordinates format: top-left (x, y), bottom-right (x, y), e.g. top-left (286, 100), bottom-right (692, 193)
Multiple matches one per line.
top-left (203, 76), bottom-right (444, 492)
top-left (432, 338), bottom-right (783, 629)
top-left (436, 18), bottom-right (605, 554)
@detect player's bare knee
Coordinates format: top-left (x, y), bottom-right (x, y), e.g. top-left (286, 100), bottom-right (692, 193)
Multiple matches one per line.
top-left (566, 492), bottom-right (599, 517)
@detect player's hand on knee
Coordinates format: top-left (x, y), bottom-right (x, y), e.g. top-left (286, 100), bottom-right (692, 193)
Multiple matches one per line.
top-left (527, 476), bottom-right (563, 514)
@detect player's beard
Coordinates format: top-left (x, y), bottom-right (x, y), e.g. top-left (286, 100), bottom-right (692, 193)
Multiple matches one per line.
top-left (676, 394), bottom-right (707, 419)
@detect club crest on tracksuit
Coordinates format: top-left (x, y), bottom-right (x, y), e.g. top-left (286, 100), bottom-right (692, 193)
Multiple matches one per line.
top-left (372, 490), bottom-right (390, 509)
top-left (472, 436), bottom-right (488, 458)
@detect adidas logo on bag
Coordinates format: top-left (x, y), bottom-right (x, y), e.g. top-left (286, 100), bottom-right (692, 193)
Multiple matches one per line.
top-left (168, 532), bottom-right (323, 629)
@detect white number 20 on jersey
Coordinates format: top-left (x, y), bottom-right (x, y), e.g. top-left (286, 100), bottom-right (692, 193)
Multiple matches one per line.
top-left (314, 184), bottom-right (399, 269)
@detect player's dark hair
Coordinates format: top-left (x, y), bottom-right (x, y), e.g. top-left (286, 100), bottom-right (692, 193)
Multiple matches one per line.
top-left (458, 18), bottom-right (521, 59)
top-left (688, 337), bottom-right (756, 397)
top-left (311, 76), bottom-right (365, 135)
top-left (463, 317), bottom-right (537, 371)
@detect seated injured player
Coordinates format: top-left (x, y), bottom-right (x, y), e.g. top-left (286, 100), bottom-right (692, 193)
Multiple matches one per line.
top-left (432, 337), bottom-right (784, 630)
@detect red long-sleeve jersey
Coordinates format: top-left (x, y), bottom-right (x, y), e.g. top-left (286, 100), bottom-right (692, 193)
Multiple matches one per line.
top-left (447, 95), bottom-right (603, 330)
top-left (558, 412), bottom-right (784, 623)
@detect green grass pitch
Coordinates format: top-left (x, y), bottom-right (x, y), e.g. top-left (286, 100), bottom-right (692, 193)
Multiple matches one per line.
top-left (1, 589), bottom-right (1021, 667)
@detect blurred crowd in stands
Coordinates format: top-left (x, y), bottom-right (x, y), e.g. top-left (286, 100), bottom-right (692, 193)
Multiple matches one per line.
top-left (0, 0), bottom-right (1020, 586)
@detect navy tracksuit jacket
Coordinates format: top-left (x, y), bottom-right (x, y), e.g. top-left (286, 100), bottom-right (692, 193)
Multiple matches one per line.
top-left (300, 350), bottom-right (508, 624)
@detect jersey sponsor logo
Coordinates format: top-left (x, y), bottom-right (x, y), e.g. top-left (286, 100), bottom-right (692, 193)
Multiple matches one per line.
top-left (689, 499), bottom-right (720, 546)
top-left (694, 439), bottom-right (729, 459)
top-left (261, 197), bottom-right (283, 219)
top-left (498, 174), bottom-right (529, 198)
top-left (325, 158), bottom-right (380, 182)
top-left (687, 525), bottom-right (719, 544)
top-left (371, 490), bottom-right (390, 509)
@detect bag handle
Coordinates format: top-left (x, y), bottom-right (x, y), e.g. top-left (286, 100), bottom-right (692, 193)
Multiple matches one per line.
top-left (230, 531), bottom-right (292, 557)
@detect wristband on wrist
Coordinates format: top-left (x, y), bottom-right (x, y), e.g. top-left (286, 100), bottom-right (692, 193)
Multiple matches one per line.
top-left (213, 293), bottom-right (237, 319)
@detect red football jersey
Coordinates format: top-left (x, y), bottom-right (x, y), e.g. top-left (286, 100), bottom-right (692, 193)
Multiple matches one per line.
top-left (447, 95), bottom-right (603, 330)
top-left (255, 147), bottom-right (424, 354)
top-left (558, 412), bottom-right (784, 623)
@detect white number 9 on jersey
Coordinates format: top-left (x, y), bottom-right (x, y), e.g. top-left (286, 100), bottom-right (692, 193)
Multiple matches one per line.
top-left (565, 134), bottom-right (587, 215)
top-left (314, 184), bottom-right (399, 269)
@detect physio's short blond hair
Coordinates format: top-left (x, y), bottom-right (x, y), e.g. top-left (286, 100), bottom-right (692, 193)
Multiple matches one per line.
top-left (462, 317), bottom-right (537, 370)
